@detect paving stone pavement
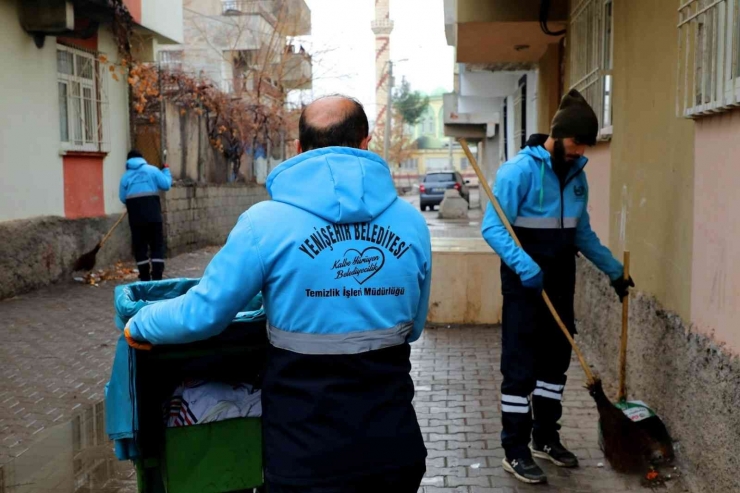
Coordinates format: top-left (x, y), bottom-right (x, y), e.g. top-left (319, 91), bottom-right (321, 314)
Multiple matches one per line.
top-left (0, 249), bottom-right (217, 466)
top-left (412, 327), bottom-right (656, 492)
top-left (0, 246), bottom-right (667, 491)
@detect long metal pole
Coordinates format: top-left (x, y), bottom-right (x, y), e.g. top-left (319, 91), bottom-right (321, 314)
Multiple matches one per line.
top-left (383, 60), bottom-right (393, 162)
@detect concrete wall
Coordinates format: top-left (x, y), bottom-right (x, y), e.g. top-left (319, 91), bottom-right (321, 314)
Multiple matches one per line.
top-left (570, 4), bottom-right (734, 490)
top-left (99, 28), bottom-right (133, 217)
top-left (536, 43), bottom-right (561, 134)
top-left (140, 0), bottom-right (184, 44)
top-left (163, 101), bottom-right (232, 183)
top-left (575, 260), bottom-right (740, 493)
top-left (162, 184), bottom-right (270, 257)
top-left (609, 0), bottom-right (695, 320)
top-left (0, 214), bottom-right (131, 300)
top-left (428, 238), bottom-right (502, 324)
top-left (0, 0), bottom-right (65, 221)
top-left (460, 71), bottom-right (520, 99)
top-left (691, 109), bottom-right (740, 355)
top-left (584, 142), bottom-right (611, 246)
top-left (0, 3), bottom-right (130, 222)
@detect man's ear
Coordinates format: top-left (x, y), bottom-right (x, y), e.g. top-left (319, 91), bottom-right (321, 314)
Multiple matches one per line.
top-left (295, 139), bottom-right (303, 155)
top-left (360, 135), bottom-right (372, 150)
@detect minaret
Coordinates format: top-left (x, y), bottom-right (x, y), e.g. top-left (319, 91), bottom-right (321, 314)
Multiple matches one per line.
top-left (371, 0), bottom-right (394, 129)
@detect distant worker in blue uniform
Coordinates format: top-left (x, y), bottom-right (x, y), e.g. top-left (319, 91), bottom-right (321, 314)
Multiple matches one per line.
top-left (119, 150), bottom-right (172, 281)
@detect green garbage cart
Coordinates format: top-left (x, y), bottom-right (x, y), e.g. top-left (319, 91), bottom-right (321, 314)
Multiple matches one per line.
top-left (115, 279), bottom-right (267, 493)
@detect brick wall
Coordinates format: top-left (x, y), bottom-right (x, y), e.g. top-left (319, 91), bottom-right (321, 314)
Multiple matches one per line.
top-left (162, 184), bottom-right (270, 257)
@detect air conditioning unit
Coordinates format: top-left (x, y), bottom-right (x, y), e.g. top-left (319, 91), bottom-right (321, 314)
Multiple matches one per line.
top-left (19, 0), bottom-right (74, 33)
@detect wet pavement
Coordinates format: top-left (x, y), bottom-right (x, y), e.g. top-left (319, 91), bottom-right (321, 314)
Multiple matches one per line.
top-left (402, 190), bottom-right (484, 240)
top-left (0, 196), bottom-right (687, 492)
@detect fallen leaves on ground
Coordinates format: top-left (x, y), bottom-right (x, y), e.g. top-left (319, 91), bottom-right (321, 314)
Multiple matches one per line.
top-left (74, 262), bottom-right (138, 286)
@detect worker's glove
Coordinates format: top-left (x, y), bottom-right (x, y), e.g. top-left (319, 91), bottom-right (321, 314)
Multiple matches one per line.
top-left (611, 275), bottom-right (635, 302)
top-left (124, 326), bottom-right (153, 351)
top-left (521, 270), bottom-right (544, 292)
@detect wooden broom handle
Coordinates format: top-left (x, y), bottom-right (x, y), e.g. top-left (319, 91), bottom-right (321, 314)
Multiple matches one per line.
top-left (459, 139), bottom-right (597, 385)
top-left (617, 251), bottom-right (630, 401)
top-left (100, 211), bottom-right (128, 248)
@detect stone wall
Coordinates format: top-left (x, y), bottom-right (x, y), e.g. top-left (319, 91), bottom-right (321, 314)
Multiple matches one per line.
top-left (0, 215), bottom-right (131, 300)
top-left (162, 184), bottom-right (270, 257)
top-left (574, 259), bottom-right (740, 493)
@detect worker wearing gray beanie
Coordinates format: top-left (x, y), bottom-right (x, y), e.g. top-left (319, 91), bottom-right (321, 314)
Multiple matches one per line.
top-left (481, 87), bottom-right (631, 485)
top-left (550, 89), bottom-right (599, 146)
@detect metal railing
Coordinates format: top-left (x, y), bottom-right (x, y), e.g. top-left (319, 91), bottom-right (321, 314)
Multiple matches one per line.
top-left (677, 0), bottom-right (740, 117)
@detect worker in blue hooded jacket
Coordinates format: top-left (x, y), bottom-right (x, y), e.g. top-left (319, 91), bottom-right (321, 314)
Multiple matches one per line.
top-left (119, 150), bottom-right (172, 281)
top-left (125, 96), bottom-right (432, 492)
top-left (481, 89), bottom-right (634, 485)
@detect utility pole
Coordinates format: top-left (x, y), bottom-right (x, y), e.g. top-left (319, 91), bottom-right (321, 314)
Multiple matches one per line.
top-left (383, 60), bottom-right (393, 163)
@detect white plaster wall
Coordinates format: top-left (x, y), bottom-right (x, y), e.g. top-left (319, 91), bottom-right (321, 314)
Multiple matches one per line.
top-left (0, 0), bottom-right (64, 221)
top-left (99, 27), bottom-right (131, 216)
top-left (142, 0), bottom-right (184, 44)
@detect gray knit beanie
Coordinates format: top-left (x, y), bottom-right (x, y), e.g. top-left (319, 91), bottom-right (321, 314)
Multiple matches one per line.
top-left (550, 89), bottom-right (599, 146)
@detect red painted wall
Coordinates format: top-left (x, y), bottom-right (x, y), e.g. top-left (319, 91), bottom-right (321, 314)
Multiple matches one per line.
top-left (122, 0), bottom-right (142, 23)
top-left (63, 154), bottom-right (106, 219)
top-left (57, 17), bottom-right (98, 51)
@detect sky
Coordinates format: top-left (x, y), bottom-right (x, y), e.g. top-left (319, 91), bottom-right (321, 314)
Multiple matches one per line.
top-left (295, 0), bottom-right (455, 124)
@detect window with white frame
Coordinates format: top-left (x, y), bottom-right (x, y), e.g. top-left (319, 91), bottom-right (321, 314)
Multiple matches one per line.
top-left (159, 50), bottom-right (184, 70)
top-left (513, 75), bottom-right (527, 149)
top-left (57, 44), bottom-right (109, 152)
top-left (677, 0), bottom-right (740, 118)
top-left (568, 0), bottom-right (614, 137)
top-left (420, 109), bottom-right (436, 136)
top-left (401, 158), bottom-right (418, 171)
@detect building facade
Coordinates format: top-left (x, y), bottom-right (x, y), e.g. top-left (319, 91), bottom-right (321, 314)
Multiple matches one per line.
top-left (402, 91), bottom-right (473, 183)
top-left (443, 1), bottom-right (740, 491)
top-left (0, 0), bottom-right (182, 224)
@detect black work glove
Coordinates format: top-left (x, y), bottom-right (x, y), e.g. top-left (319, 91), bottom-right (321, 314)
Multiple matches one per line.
top-left (611, 276), bottom-right (635, 302)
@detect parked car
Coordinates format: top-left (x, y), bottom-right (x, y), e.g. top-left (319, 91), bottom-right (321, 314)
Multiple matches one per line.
top-left (419, 171), bottom-right (470, 211)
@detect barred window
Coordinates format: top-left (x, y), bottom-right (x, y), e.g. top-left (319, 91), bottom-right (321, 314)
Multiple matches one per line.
top-left (57, 44), bottom-right (109, 152)
top-left (568, 0), bottom-right (614, 138)
top-left (677, 0), bottom-right (740, 118)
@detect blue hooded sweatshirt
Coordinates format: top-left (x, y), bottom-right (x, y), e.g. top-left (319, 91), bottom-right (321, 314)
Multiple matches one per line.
top-left (127, 146), bottom-right (432, 485)
top-left (119, 157), bottom-right (172, 223)
top-left (482, 134), bottom-right (622, 291)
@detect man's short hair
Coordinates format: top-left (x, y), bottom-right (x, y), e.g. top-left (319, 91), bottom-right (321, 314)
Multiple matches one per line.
top-left (298, 96), bottom-right (369, 151)
top-left (127, 150), bottom-right (144, 160)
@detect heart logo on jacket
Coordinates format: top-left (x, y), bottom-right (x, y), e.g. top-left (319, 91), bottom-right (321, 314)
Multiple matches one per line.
top-left (341, 247), bottom-right (386, 285)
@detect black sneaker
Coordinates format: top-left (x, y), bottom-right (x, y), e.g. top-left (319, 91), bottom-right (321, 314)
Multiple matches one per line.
top-left (532, 441), bottom-right (579, 468)
top-left (502, 456), bottom-right (548, 484)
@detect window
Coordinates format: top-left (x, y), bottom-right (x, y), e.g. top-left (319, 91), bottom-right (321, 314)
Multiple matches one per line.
top-left (513, 75), bottom-right (527, 149)
top-left (502, 97), bottom-right (508, 160)
top-left (425, 172), bottom-right (455, 182)
top-left (568, 0), bottom-right (614, 137)
top-left (401, 158), bottom-right (418, 170)
top-left (459, 156), bottom-right (469, 170)
top-left (159, 50), bottom-right (183, 70)
top-left (57, 45), bottom-right (109, 152)
top-left (677, 0), bottom-right (740, 118)
top-left (421, 109), bottom-right (436, 136)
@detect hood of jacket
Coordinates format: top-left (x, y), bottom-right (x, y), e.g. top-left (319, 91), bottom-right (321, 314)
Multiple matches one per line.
top-left (126, 157), bottom-right (147, 170)
top-left (266, 146), bottom-right (397, 224)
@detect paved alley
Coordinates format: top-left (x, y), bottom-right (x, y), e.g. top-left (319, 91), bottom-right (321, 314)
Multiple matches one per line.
top-left (0, 240), bottom-right (673, 492)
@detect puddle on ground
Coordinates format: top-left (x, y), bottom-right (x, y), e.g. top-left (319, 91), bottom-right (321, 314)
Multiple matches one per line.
top-left (0, 401), bottom-right (136, 493)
